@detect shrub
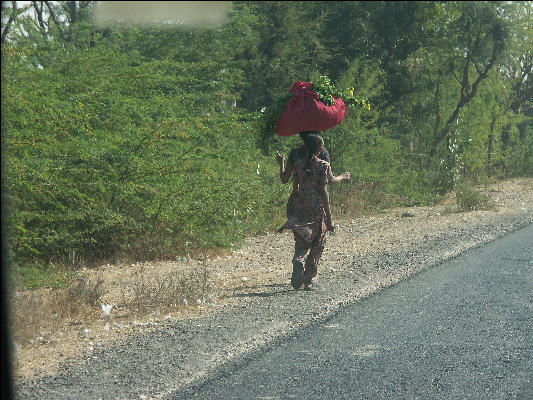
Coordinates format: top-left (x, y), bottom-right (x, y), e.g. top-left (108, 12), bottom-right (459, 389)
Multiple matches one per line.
top-left (454, 180), bottom-right (496, 212)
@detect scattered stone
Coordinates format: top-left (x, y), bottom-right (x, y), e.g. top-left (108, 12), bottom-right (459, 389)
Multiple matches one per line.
top-left (401, 212), bottom-right (415, 217)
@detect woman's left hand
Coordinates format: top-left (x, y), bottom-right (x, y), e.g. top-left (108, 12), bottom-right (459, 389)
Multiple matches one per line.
top-left (276, 151), bottom-right (285, 165)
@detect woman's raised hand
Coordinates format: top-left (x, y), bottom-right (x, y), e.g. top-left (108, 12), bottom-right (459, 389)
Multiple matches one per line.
top-left (276, 151), bottom-right (285, 165)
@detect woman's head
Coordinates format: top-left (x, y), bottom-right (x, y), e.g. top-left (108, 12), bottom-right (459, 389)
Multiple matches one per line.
top-left (299, 130), bottom-right (320, 141)
top-left (303, 133), bottom-right (324, 157)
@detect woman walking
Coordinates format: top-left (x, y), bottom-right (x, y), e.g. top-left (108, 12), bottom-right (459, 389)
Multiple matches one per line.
top-left (276, 133), bottom-right (334, 290)
top-left (277, 131), bottom-right (349, 233)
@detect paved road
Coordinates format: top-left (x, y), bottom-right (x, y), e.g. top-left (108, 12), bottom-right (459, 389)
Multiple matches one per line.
top-left (170, 223), bottom-right (533, 400)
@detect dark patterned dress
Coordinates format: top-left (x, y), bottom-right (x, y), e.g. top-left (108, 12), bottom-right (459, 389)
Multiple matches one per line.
top-left (285, 154), bottom-right (330, 285)
top-left (278, 147), bottom-right (330, 232)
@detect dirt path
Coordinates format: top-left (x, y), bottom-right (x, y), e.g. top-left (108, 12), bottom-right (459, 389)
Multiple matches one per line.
top-left (12, 178), bottom-right (533, 399)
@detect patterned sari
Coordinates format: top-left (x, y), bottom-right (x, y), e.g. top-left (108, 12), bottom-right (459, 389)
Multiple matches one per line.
top-left (285, 155), bottom-right (330, 284)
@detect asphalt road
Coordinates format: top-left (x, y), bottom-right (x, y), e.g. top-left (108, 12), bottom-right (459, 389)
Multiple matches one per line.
top-left (171, 223), bottom-right (533, 400)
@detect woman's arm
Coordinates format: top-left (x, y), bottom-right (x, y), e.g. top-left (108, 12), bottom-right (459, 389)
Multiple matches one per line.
top-left (319, 184), bottom-right (334, 231)
top-left (276, 151), bottom-right (293, 184)
top-left (292, 175), bottom-right (299, 194)
top-left (324, 163), bottom-right (350, 184)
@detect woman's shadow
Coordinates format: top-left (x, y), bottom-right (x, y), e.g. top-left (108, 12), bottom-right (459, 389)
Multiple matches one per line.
top-left (231, 283), bottom-right (294, 298)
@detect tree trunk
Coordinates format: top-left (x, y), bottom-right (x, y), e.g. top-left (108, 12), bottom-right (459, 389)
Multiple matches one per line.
top-left (487, 115), bottom-right (497, 177)
top-left (31, 1), bottom-right (48, 35)
top-left (501, 124), bottom-right (511, 150)
top-left (518, 121), bottom-right (529, 144)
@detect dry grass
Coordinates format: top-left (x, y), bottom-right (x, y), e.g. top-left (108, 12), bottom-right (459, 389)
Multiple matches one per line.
top-left (331, 181), bottom-right (410, 217)
top-left (10, 276), bottom-right (106, 345)
top-left (9, 259), bottom-right (214, 380)
top-left (11, 263), bottom-right (212, 340)
top-left (454, 180), bottom-right (497, 212)
top-left (126, 262), bottom-right (212, 313)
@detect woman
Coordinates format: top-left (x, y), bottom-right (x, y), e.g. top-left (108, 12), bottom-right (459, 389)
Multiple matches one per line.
top-left (277, 131), bottom-right (349, 233)
top-left (276, 134), bottom-right (335, 290)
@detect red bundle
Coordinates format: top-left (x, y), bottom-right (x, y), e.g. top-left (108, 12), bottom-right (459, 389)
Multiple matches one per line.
top-left (274, 81), bottom-right (347, 137)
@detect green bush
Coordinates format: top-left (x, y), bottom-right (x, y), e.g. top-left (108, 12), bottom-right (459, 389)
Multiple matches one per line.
top-left (454, 180), bottom-right (496, 212)
top-left (2, 39), bottom-right (291, 276)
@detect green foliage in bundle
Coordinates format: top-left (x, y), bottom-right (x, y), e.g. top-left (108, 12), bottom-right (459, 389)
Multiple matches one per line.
top-left (256, 93), bottom-right (294, 155)
top-left (311, 75), bottom-right (371, 110)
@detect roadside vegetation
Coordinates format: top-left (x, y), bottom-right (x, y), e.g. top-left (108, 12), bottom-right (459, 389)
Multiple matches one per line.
top-left (2, 1), bottom-right (532, 306)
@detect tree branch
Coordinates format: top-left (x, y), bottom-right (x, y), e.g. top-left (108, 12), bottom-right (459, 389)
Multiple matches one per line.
top-left (433, 80), bottom-right (441, 138)
top-left (43, 1), bottom-right (64, 37)
top-left (1, 2), bottom-right (19, 44)
top-left (31, 1), bottom-right (48, 34)
top-left (471, 55), bottom-right (483, 75)
top-left (461, 51), bottom-right (471, 98)
top-left (429, 51), bottom-right (499, 161)
top-left (63, 1), bottom-right (78, 24)
top-left (79, 1), bottom-right (93, 10)
top-left (450, 67), bottom-right (462, 87)
top-left (59, 1), bottom-right (70, 17)
top-left (468, 52), bottom-right (498, 102)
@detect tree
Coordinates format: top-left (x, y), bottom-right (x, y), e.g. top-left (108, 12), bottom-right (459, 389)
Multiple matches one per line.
top-left (427, 2), bottom-right (508, 162)
top-left (237, 1), bottom-right (330, 111)
top-left (1, 1), bottom-right (31, 44)
top-left (498, 2), bottom-right (533, 150)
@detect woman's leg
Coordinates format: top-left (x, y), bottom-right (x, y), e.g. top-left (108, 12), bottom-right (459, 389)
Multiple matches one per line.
top-left (291, 233), bottom-right (310, 290)
top-left (302, 229), bottom-right (327, 286)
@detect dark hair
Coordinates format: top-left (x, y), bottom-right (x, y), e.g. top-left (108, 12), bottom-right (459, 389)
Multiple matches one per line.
top-left (303, 134), bottom-right (324, 174)
top-left (299, 130), bottom-right (320, 140)
top-left (303, 133), bottom-right (324, 156)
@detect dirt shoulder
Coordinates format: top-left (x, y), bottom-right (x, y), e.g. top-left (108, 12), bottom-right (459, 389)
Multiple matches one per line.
top-left (12, 178), bottom-right (533, 399)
